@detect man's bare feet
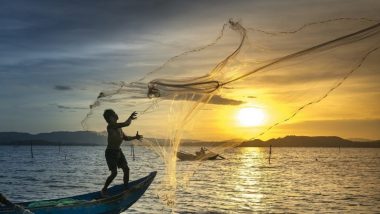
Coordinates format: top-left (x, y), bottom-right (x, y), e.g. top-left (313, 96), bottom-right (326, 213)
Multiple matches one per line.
top-left (100, 189), bottom-right (108, 198)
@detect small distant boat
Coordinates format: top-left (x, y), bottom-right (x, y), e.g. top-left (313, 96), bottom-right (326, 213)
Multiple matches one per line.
top-left (177, 150), bottom-right (223, 161)
top-left (0, 171), bottom-right (156, 214)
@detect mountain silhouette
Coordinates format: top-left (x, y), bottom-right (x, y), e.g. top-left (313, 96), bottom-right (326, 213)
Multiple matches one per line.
top-left (240, 135), bottom-right (380, 147)
top-left (0, 131), bottom-right (106, 146)
top-left (0, 132), bottom-right (379, 147)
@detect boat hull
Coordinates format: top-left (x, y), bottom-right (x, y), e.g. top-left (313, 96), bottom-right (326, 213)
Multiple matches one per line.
top-left (177, 151), bottom-right (219, 161)
top-left (0, 171), bottom-right (156, 214)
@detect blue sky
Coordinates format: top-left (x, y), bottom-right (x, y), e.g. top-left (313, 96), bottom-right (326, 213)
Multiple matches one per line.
top-left (1, 0), bottom-right (379, 140)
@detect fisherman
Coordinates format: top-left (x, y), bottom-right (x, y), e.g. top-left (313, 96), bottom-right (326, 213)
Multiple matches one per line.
top-left (200, 147), bottom-right (206, 155)
top-left (196, 147), bottom-right (207, 156)
top-left (101, 109), bottom-right (143, 197)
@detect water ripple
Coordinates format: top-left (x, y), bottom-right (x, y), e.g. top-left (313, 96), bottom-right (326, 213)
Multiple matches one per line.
top-left (0, 146), bottom-right (379, 213)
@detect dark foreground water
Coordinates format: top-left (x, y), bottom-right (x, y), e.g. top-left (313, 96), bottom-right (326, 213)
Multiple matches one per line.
top-left (0, 146), bottom-right (379, 213)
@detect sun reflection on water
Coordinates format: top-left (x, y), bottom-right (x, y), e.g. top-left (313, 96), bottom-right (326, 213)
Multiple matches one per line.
top-left (234, 147), bottom-right (266, 206)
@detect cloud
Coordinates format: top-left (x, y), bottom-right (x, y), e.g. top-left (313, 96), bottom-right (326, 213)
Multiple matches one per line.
top-left (54, 85), bottom-right (72, 91)
top-left (55, 104), bottom-right (87, 110)
top-left (164, 94), bottom-right (244, 105)
top-left (209, 95), bottom-right (244, 105)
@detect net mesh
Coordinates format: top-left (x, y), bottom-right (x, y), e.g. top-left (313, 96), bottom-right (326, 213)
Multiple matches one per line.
top-left (82, 18), bottom-right (380, 206)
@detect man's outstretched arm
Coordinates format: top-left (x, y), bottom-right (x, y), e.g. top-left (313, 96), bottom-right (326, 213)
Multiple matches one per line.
top-left (123, 131), bottom-right (143, 141)
top-left (108, 112), bottom-right (138, 129)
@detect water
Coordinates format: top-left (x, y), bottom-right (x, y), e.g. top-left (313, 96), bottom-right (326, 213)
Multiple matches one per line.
top-left (0, 145), bottom-right (379, 213)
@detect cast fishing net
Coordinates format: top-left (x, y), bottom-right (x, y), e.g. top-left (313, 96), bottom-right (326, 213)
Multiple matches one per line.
top-left (82, 18), bottom-right (380, 206)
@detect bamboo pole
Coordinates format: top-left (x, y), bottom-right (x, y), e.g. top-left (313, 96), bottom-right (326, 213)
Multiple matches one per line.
top-left (30, 142), bottom-right (34, 159)
top-left (269, 145), bottom-right (272, 164)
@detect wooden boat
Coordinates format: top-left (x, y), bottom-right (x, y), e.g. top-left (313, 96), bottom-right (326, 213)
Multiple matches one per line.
top-left (0, 171), bottom-right (156, 214)
top-left (177, 151), bottom-right (220, 161)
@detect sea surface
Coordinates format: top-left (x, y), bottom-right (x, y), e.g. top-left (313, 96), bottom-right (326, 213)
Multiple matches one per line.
top-left (0, 145), bottom-right (379, 213)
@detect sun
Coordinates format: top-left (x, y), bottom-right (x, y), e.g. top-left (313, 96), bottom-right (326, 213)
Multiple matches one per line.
top-left (237, 107), bottom-right (266, 127)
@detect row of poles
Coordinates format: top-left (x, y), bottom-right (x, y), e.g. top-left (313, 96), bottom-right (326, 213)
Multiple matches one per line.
top-left (29, 142), bottom-right (66, 160)
top-left (30, 142), bottom-right (136, 161)
top-left (29, 142), bottom-right (340, 163)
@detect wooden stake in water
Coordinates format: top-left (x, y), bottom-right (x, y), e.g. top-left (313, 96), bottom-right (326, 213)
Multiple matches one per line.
top-left (30, 142), bottom-right (34, 159)
top-left (269, 145), bottom-right (272, 164)
top-left (131, 144), bottom-right (135, 161)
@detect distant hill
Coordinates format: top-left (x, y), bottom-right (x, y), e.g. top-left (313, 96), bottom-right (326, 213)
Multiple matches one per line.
top-left (0, 132), bottom-right (379, 147)
top-left (240, 135), bottom-right (380, 148)
top-left (0, 131), bottom-right (107, 146)
top-left (348, 138), bottom-right (372, 142)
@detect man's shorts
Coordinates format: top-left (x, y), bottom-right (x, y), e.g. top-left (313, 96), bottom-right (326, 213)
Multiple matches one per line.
top-left (105, 148), bottom-right (129, 171)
